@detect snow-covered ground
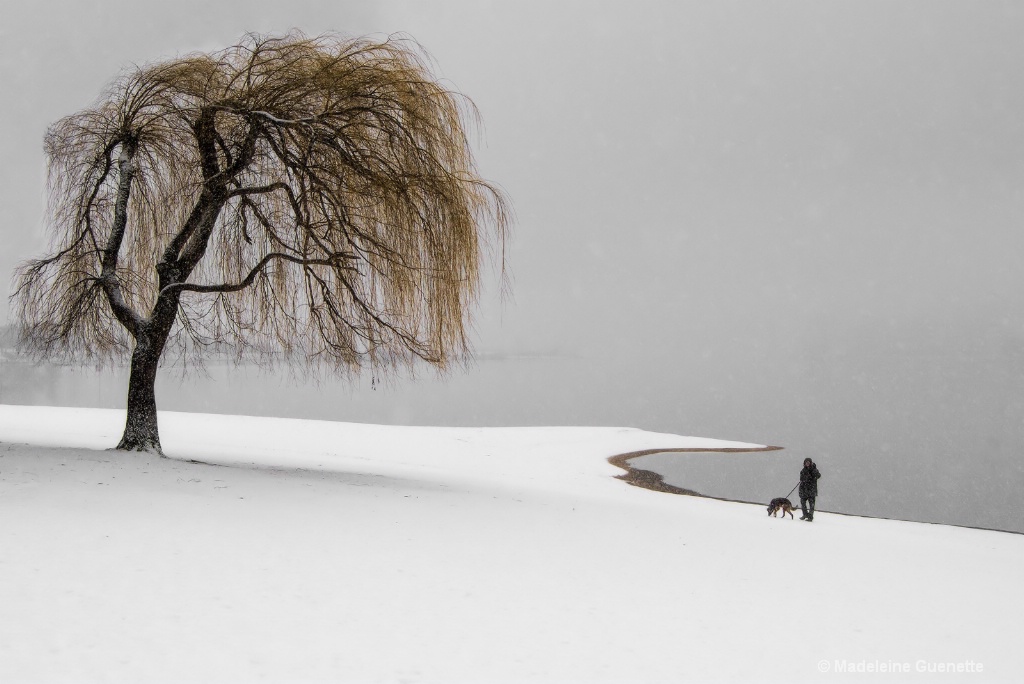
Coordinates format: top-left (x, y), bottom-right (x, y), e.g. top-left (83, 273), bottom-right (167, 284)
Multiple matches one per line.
top-left (1, 405), bottom-right (1021, 682)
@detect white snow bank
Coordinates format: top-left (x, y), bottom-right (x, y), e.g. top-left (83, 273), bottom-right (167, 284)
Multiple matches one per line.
top-left (0, 404), bottom-right (766, 499)
top-left (1, 404), bottom-right (1021, 683)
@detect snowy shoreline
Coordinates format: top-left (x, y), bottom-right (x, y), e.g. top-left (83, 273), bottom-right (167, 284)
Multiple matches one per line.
top-left (2, 405), bottom-right (1023, 681)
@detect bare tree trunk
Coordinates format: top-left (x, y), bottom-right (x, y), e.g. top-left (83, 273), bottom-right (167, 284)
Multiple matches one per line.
top-left (117, 337), bottom-right (162, 452)
top-left (116, 284), bottom-right (182, 453)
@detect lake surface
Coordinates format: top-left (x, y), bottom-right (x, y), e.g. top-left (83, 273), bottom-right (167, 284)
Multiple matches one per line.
top-left (629, 450), bottom-right (1022, 533)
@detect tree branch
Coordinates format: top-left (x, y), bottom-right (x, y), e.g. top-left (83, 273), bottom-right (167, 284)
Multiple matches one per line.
top-left (159, 251), bottom-right (357, 296)
top-left (227, 181), bottom-right (290, 198)
top-left (251, 110), bottom-right (318, 126)
top-left (98, 138), bottom-right (145, 337)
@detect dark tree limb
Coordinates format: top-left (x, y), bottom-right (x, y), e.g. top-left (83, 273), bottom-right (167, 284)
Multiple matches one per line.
top-left (97, 138), bottom-right (144, 338)
top-left (160, 251), bottom-right (358, 296)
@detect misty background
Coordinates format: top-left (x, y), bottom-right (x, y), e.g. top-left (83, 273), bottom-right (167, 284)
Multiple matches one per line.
top-left (1, 1), bottom-right (1021, 532)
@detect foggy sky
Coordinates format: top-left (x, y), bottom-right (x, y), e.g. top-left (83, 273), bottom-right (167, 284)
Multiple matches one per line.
top-left (1, 1), bottom-right (1022, 530)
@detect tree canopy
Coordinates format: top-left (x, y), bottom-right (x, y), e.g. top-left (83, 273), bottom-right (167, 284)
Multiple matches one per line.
top-left (12, 32), bottom-right (510, 450)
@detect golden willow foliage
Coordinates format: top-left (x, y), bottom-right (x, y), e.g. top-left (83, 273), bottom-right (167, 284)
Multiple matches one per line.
top-left (13, 32), bottom-right (510, 373)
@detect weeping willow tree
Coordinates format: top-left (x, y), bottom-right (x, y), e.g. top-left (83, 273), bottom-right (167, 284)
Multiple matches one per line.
top-left (12, 33), bottom-right (510, 453)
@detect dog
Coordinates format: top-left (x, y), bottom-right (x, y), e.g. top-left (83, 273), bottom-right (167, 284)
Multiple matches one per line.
top-left (767, 497), bottom-right (796, 519)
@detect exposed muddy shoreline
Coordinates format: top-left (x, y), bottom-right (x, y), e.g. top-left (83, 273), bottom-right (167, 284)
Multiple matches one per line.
top-left (608, 446), bottom-right (782, 500)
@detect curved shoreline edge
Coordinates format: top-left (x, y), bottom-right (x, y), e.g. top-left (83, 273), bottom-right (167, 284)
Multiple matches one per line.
top-left (609, 447), bottom-right (1024, 536)
top-left (608, 445), bottom-right (783, 498)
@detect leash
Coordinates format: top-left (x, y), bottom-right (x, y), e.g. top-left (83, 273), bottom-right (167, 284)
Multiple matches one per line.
top-left (785, 482), bottom-right (799, 499)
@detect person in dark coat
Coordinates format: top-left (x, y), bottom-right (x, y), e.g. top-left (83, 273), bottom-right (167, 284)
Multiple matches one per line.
top-left (799, 458), bottom-right (821, 521)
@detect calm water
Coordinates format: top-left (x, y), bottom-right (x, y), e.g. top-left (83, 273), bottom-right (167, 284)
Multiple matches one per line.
top-left (629, 451), bottom-right (1023, 533)
top-left (2, 350), bottom-right (1022, 533)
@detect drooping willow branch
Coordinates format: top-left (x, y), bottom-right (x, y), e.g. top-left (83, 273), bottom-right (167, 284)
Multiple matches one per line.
top-left (11, 31), bottom-right (511, 374)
